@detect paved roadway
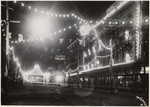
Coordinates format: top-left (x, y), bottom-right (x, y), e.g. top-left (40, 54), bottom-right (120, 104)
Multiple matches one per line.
top-left (2, 83), bottom-right (147, 106)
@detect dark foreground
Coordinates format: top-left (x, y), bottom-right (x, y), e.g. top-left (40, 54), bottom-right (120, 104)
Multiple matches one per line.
top-left (2, 83), bottom-right (148, 106)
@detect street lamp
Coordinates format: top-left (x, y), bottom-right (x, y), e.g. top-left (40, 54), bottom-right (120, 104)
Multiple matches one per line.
top-left (109, 39), bottom-right (114, 93)
top-left (75, 23), bottom-right (91, 89)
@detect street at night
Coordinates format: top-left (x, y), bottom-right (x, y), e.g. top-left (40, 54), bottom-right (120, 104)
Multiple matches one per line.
top-left (1, 1), bottom-right (149, 106)
top-left (2, 83), bottom-right (148, 105)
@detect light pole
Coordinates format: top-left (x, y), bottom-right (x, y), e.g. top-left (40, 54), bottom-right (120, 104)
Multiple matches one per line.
top-left (109, 38), bottom-right (114, 93)
top-left (79, 23), bottom-right (90, 89)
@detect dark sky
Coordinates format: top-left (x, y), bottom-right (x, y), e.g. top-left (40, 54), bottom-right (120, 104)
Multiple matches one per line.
top-left (2, 1), bottom-right (115, 71)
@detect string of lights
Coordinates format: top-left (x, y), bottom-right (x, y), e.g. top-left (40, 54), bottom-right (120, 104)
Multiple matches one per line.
top-left (98, 39), bottom-right (112, 50)
top-left (93, 1), bottom-right (129, 29)
top-left (69, 33), bottom-right (148, 74)
top-left (9, 47), bottom-right (23, 74)
top-left (69, 40), bottom-right (138, 73)
top-left (69, 66), bottom-right (79, 73)
top-left (13, 2), bottom-right (86, 23)
top-left (10, 23), bottom-right (79, 44)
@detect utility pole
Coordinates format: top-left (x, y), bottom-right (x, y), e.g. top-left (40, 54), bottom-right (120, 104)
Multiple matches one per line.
top-left (77, 45), bottom-right (80, 89)
top-left (6, 1), bottom-right (10, 56)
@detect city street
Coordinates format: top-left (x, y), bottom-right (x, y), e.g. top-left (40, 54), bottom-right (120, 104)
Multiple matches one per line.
top-left (1, 1), bottom-right (149, 106)
top-left (3, 83), bottom-right (146, 106)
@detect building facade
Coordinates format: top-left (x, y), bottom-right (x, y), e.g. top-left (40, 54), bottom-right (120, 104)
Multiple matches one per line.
top-left (68, 1), bottom-right (149, 92)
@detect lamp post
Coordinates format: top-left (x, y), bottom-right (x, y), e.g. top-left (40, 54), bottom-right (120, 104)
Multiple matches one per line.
top-left (109, 38), bottom-right (114, 93)
top-left (79, 23), bottom-right (90, 89)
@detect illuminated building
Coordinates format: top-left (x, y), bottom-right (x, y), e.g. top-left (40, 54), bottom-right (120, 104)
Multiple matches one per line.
top-left (68, 1), bottom-right (149, 92)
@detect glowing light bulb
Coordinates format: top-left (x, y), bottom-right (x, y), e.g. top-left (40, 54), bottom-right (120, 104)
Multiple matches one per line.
top-left (71, 13), bottom-right (74, 16)
top-left (96, 60), bottom-right (100, 65)
top-left (125, 30), bottom-right (130, 40)
top-left (69, 26), bottom-right (71, 29)
top-left (35, 8), bottom-right (37, 12)
top-left (145, 18), bottom-right (149, 23)
top-left (21, 3), bottom-right (24, 7)
top-left (28, 6), bottom-right (31, 9)
top-left (67, 14), bottom-right (69, 17)
top-left (14, 58), bottom-right (18, 62)
top-left (14, 0), bottom-right (17, 3)
top-left (51, 13), bottom-right (54, 16)
top-left (41, 10), bottom-right (43, 13)
top-left (74, 15), bottom-right (77, 18)
top-left (10, 47), bottom-right (14, 50)
top-left (88, 49), bottom-right (91, 56)
top-left (122, 21), bottom-right (125, 25)
top-left (129, 21), bottom-right (132, 24)
top-left (92, 47), bottom-right (96, 53)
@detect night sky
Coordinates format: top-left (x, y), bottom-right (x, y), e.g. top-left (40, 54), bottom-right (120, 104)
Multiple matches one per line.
top-left (1, 1), bottom-right (115, 72)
